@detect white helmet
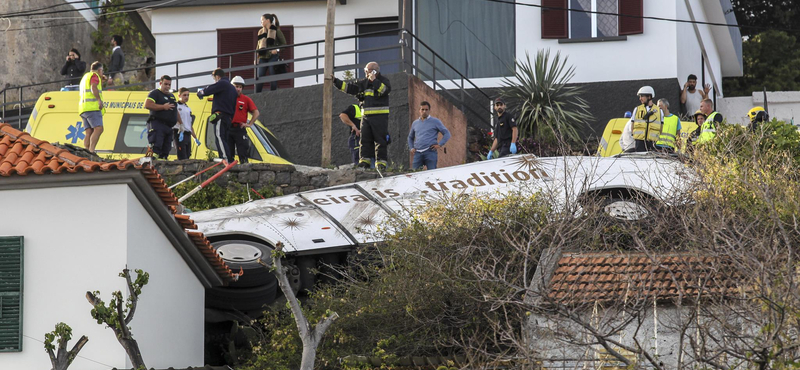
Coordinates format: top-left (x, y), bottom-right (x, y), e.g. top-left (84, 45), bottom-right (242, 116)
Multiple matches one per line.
top-left (637, 86), bottom-right (655, 97)
top-left (231, 76), bottom-right (245, 85)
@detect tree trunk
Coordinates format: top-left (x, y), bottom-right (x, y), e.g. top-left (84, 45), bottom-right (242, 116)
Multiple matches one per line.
top-left (118, 337), bottom-right (146, 370)
top-left (300, 342), bottom-right (318, 370)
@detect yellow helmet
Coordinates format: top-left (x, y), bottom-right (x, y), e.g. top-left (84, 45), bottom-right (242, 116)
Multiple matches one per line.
top-left (748, 106), bottom-right (766, 123)
top-left (693, 109), bottom-right (705, 118)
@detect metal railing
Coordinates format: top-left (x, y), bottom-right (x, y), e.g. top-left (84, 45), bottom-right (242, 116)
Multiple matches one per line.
top-left (1, 28), bottom-right (494, 130)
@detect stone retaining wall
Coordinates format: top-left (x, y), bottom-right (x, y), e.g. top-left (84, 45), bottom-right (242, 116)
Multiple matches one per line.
top-left (154, 160), bottom-right (407, 196)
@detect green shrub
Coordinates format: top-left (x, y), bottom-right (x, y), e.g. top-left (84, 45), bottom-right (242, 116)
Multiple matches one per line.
top-left (170, 180), bottom-right (278, 212)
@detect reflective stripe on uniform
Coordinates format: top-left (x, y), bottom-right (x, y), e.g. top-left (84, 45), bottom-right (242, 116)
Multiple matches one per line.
top-left (339, 82), bottom-right (347, 92)
top-left (377, 83), bottom-right (386, 94)
top-left (363, 106), bottom-right (389, 115)
top-left (364, 89), bottom-right (374, 97)
top-left (353, 104), bottom-right (362, 119)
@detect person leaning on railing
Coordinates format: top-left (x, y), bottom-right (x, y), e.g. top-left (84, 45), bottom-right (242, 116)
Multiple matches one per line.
top-left (256, 13), bottom-right (286, 92)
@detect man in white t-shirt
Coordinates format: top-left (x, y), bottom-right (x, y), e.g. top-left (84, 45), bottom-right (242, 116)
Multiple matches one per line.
top-left (681, 74), bottom-right (710, 118)
top-left (174, 87), bottom-right (201, 160)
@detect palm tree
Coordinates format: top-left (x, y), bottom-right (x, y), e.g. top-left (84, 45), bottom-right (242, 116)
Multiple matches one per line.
top-left (501, 50), bottom-right (592, 145)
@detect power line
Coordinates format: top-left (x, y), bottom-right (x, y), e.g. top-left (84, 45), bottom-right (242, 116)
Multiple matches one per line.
top-left (478, 0), bottom-right (800, 34)
top-left (0, 0), bottom-right (173, 19)
top-left (1, 0), bottom-right (193, 33)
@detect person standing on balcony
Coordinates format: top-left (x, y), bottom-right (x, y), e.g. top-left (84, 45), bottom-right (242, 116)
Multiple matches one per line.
top-left (487, 98), bottom-right (518, 159)
top-left (60, 48), bottom-right (86, 86)
top-left (108, 35), bottom-right (125, 86)
top-left (256, 13), bottom-right (286, 92)
top-left (332, 62), bottom-right (392, 170)
top-left (408, 101), bottom-right (450, 170)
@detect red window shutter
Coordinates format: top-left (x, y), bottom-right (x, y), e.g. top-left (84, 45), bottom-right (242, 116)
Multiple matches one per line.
top-left (217, 27), bottom-right (259, 81)
top-left (277, 26), bottom-right (294, 89)
top-left (619, 0), bottom-right (643, 35)
top-left (541, 0), bottom-right (568, 39)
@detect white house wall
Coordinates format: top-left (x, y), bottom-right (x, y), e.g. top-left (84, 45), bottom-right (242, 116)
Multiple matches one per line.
top-left (124, 188), bottom-right (205, 368)
top-left (513, 0), bottom-right (678, 85)
top-left (677, 0), bottom-right (726, 97)
top-left (152, 0), bottom-right (398, 90)
top-left (0, 185), bottom-right (129, 370)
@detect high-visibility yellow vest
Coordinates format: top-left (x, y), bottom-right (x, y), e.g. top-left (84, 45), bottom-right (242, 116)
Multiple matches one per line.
top-left (695, 111), bottom-right (719, 145)
top-left (79, 72), bottom-right (103, 114)
top-left (656, 114), bottom-right (679, 149)
top-left (353, 104), bottom-right (362, 120)
top-left (631, 103), bottom-right (662, 142)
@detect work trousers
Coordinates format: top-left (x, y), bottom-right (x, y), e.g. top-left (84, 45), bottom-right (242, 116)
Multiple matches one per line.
top-left (212, 113), bottom-right (234, 163)
top-left (227, 125), bottom-right (251, 164)
top-left (497, 140), bottom-right (513, 158)
top-left (348, 133), bottom-right (360, 164)
top-left (360, 114), bottom-right (389, 162)
top-left (256, 55), bottom-right (280, 92)
top-left (173, 129), bottom-right (192, 160)
top-left (148, 120), bottom-right (174, 159)
top-left (634, 139), bottom-right (656, 152)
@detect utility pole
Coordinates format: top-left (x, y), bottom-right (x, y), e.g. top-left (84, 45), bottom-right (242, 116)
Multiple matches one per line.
top-left (321, 0), bottom-right (336, 167)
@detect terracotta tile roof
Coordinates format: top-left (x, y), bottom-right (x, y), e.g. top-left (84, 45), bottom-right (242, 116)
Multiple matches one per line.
top-left (548, 252), bottom-right (739, 305)
top-left (0, 123), bottom-right (238, 283)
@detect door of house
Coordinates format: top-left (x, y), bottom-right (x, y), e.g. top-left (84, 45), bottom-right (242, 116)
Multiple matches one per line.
top-left (217, 26), bottom-right (295, 91)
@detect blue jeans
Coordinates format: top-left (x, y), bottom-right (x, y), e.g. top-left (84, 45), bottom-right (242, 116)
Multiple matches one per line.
top-left (256, 55), bottom-right (279, 92)
top-left (412, 149), bottom-right (438, 170)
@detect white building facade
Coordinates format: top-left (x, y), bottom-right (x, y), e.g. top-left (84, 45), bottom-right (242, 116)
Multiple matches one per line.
top-left (0, 183), bottom-right (204, 369)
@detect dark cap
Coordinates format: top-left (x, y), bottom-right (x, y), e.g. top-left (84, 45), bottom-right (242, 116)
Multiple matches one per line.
top-left (494, 97), bottom-right (505, 105)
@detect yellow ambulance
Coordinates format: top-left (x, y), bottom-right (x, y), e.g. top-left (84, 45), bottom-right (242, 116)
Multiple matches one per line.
top-left (596, 117), bottom-right (698, 157)
top-left (25, 91), bottom-right (291, 164)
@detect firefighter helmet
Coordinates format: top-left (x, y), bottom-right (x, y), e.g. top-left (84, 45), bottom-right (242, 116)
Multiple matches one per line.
top-left (748, 106), bottom-right (766, 123)
top-left (231, 76), bottom-right (246, 85)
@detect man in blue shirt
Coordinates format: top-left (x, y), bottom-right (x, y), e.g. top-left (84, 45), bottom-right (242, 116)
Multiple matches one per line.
top-left (407, 101), bottom-right (451, 170)
top-left (197, 68), bottom-right (237, 164)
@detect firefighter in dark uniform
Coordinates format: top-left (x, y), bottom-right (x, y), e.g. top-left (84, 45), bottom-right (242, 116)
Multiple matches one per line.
top-left (332, 61), bottom-right (391, 170)
top-left (487, 98), bottom-right (518, 159)
top-left (338, 93), bottom-right (364, 165)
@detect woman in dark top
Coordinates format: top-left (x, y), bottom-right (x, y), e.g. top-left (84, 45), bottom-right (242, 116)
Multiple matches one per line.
top-left (60, 48), bottom-right (86, 86)
top-left (256, 13), bottom-right (286, 92)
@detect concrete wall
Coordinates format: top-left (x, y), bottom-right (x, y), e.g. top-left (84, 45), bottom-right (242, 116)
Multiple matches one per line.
top-left (0, 0), bottom-right (95, 103)
top-left (125, 189), bottom-right (204, 368)
top-left (718, 91), bottom-right (800, 126)
top-left (0, 183), bottom-right (207, 369)
top-left (531, 306), bottom-right (693, 368)
top-left (407, 77), bottom-right (467, 167)
top-left (247, 72), bottom-right (412, 168)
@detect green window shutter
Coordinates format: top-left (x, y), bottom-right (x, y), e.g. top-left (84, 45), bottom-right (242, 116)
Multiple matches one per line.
top-left (0, 236), bottom-right (23, 352)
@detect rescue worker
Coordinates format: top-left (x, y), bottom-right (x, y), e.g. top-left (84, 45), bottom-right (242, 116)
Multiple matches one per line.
top-left (338, 94), bottom-right (364, 165)
top-left (229, 76), bottom-right (260, 164)
top-left (144, 75), bottom-right (182, 159)
top-left (695, 98), bottom-right (723, 146)
top-left (197, 68), bottom-right (238, 164)
top-left (78, 61), bottom-right (105, 153)
top-left (747, 106), bottom-right (767, 132)
top-left (688, 110), bottom-right (705, 146)
top-left (630, 86), bottom-right (663, 152)
top-left (487, 98), bottom-right (518, 159)
top-left (332, 61), bottom-right (392, 170)
top-left (655, 98), bottom-right (681, 153)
